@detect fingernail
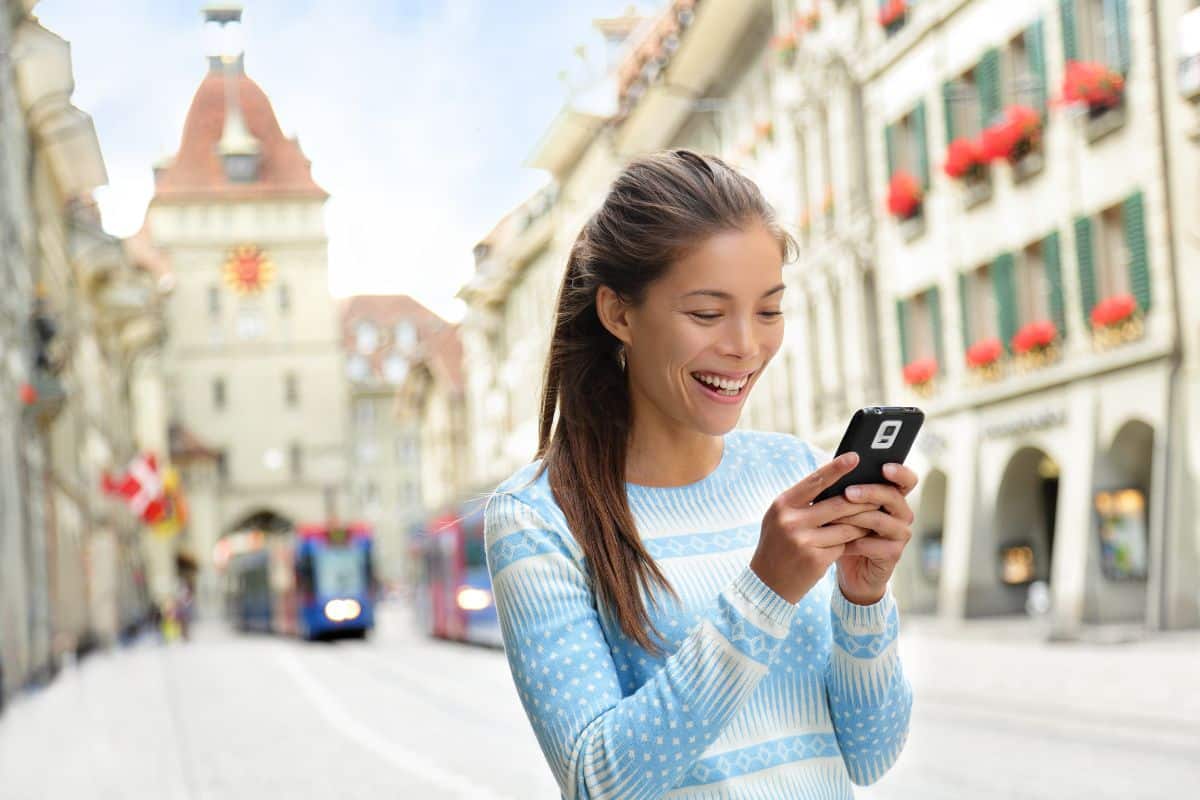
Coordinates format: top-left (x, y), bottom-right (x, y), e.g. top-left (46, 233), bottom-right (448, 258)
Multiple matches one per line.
top-left (846, 486), bottom-right (864, 500)
top-left (883, 463), bottom-right (897, 477)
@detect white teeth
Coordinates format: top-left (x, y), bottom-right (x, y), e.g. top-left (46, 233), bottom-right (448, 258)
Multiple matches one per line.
top-left (692, 372), bottom-right (749, 391)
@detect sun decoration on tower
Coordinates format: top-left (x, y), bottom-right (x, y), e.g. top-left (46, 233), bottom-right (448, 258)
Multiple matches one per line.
top-left (221, 244), bottom-right (276, 295)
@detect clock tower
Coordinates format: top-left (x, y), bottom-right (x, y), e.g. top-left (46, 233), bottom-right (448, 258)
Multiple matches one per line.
top-left (138, 4), bottom-right (348, 610)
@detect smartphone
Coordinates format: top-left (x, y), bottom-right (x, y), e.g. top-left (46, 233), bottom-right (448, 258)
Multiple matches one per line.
top-left (812, 406), bottom-right (925, 504)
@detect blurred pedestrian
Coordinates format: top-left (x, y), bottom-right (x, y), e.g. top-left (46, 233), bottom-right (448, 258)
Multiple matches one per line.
top-left (484, 150), bottom-right (917, 798)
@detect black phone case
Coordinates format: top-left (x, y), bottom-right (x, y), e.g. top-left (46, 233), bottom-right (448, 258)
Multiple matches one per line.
top-left (811, 406), bottom-right (925, 504)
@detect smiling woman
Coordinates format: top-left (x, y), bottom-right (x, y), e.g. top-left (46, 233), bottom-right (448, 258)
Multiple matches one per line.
top-left (483, 150), bottom-right (914, 799)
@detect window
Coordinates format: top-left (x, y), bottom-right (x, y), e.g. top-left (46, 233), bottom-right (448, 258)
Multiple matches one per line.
top-left (289, 442), bottom-right (303, 479)
top-left (208, 286), bottom-right (221, 317)
top-left (885, 104), bottom-right (928, 189)
top-left (236, 306), bottom-right (265, 340)
top-left (284, 372), bottom-right (299, 407)
top-left (216, 451), bottom-right (229, 482)
top-left (394, 321), bottom-right (417, 351)
top-left (945, 68), bottom-right (983, 142)
top-left (213, 377), bottom-right (226, 411)
top-left (355, 320), bottom-right (379, 354)
top-left (967, 265), bottom-right (998, 342)
top-left (383, 354), bottom-right (408, 384)
top-left (346, 355), bottom-right (370, 382)
top-left (279, 283), bottom-right (291, 314)
top-left (1004, 24), bottom-right (1047, 111)
top-left (1096, 204), bottom-right (1132, 298)
top-left (364, 482), bottom-right (380, 514)
top-left (904, 293), bottom-right (936, 362)
top-left (1079, 0), bottom-right (1119, 64)
top-left (1018, 242), bottom-right (1050, 324)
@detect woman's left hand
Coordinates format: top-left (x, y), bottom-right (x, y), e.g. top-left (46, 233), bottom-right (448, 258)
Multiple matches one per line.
top-left (831, 463), bottom-right (919, 606)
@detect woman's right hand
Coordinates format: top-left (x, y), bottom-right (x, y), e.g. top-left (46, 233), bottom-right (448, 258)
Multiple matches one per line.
top-left (749, 452), bottom-right (879, 605)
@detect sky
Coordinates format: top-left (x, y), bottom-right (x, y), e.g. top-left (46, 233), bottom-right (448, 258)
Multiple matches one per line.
top-left (36, 1), bottom-right (646, 322)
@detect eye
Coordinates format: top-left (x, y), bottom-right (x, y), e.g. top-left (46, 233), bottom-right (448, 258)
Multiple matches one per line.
top-left (688, 312), bottom-right (721, 321)
top-left (759, 311), bottom-right (784, 318)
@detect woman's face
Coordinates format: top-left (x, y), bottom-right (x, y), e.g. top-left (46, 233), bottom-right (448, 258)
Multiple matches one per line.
top-left (620, 220), bottom-right (786, 437)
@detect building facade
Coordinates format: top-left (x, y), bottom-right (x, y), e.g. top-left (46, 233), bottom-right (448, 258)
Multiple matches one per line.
top-left (340, 294), bottom-right (441, 591)
top-left (141, 7), bottom-right (349, 613)
top-left (460, 0), bottom-right (1198, 636)
top-left (1, 1), bottom-right (156, 701)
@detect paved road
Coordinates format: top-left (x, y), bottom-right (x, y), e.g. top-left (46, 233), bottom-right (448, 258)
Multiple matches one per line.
top-left (1, 604), bottom-right (1197, 798)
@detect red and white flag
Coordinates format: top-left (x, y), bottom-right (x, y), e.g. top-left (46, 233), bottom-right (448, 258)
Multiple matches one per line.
top-left (102, 452), bottom-right (167, 524)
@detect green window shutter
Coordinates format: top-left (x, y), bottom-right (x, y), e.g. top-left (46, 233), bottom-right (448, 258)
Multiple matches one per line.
top-left (1025, 19), bottom-right (1048, 117)
top-left (885, 123), bottom-right (897, 179)
top-left (928, 287), bottom-right (945, 370)
top-left (943, 81), bottom-right (957, 144)
top-left (979, 49), bottom-right (1003, 127)
top-left (1123, 191), bottom-right (1151, 312)
top-left (1075, 216), bottom-right (1098, 323)
top-left (1043, 231), bottom-right (1067, 340)
top-left (913, 102), bottom-right (930, 189)
top-left (991, 253), bottom-right (1018, 352)
top-left (1108, 0), bottom-right (1131, 75)
top-left (896, 298), bottom-right (911, 366)
top-left (958, 271), bottom-right (972, 351)
top-left (1060, 0), bottom-right (1078, 63)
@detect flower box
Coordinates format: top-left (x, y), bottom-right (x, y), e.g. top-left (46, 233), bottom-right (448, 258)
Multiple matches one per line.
top-left (902, 357), bottom-right (939, 396)
top-left (1011, 319), bottom-right (1058, 355)
top-left (1090, 293), bottom-right (1144, 349)
top-left (878, 0), bottom-right (908, 35)
top-left (966, 337), bottom-right (1005, 383)
top-left (887, 170), bottom-right (923, 231)
top-left (1060, 61), bottom-right (1127, 142)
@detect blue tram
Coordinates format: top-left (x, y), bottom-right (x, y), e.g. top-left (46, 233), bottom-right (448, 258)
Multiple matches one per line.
top-left (225, 522), bottom-right (376, 640)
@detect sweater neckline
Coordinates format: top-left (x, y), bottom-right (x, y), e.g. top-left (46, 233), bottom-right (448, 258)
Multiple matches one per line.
top-left (625, 430), bottom-right (737, 499)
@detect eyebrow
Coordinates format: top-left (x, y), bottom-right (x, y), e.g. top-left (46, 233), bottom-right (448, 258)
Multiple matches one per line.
top-left (681, 284), bottom-right (786, 300)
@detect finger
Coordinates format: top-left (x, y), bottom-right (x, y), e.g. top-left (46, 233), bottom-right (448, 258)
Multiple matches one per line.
top-left (842, 535), bottom-right (906, 562)
top-left (799, 523), bottom-right (871, 549)
top-left (882, 463), bottom-right (919, 496)
top-left (828, 509), bottom-right (912, 542)
top-left (779, 452), bottom-right (860, 508)
top-left (806, 496), bottom-right (882, 528)
top-left (843, 483), bottom-right (914, 524)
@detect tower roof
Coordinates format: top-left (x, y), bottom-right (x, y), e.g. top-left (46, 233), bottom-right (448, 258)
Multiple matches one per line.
top-left (152, 65), bottom-right (328, 203)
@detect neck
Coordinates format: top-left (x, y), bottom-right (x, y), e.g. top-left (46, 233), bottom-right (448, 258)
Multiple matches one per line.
top-left (624, 418), bottom-right (724, 487)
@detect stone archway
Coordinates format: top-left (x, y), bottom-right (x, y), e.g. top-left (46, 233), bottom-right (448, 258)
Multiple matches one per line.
top-left (1084, 419), bottom-right (1154, 624)
top-left (967, 446), bottom-right (1060, 617)
top-left (224, 508), bottom-right (294, 536)
top-left (893, 468), bottom-right (947, 614)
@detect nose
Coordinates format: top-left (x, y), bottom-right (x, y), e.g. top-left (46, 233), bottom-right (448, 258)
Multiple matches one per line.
top-left (717, 314), bottom-right (756, 361)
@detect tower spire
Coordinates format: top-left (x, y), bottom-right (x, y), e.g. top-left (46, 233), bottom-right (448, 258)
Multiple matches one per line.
top-left (203, 4), bottom-right (260, 181)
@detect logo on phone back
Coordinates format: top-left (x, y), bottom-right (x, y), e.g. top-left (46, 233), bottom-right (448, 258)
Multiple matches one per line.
top-left (871, 420), bottom-right (902, 449)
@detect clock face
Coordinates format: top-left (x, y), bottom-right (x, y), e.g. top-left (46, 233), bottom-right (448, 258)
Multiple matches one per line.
top-left (222, 244), bottom-right (276, 295)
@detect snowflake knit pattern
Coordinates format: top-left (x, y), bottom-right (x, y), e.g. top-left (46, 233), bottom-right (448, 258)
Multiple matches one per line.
top-left (484, 428), bottom-right (912, 799)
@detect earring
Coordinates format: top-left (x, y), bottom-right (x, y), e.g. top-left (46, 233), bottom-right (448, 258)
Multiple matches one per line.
top-left (616, 344), bottom-right (626, 370)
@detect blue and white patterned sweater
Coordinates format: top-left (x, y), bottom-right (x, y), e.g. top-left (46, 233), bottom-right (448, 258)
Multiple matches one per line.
top-left (483, 429), bottom-right (911, 799)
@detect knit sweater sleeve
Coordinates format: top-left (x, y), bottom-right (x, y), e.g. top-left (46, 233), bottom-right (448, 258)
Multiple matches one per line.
top-left (484, 489), bottom-right (798, 800)
top-left (825, 578), bottom-right (912, 785)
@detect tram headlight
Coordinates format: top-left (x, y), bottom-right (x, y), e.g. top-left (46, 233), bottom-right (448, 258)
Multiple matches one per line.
top-left (456, 586), bottom-right (492, 611)
top-left (324, 598), bottom-right (362, 622)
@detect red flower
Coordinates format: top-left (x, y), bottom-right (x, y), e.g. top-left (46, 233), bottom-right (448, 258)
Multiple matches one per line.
top-left (943, 137), bottom-right (986, 179)
top-left (18, 382), bottom-right (37, 405)
top-left (966, 337), bottom-right (1003, 367)
top-left (1012, 320), bottom-right (1058, 354)
top-left (878, 0), bottom-right (908, 27)
top-left (886, 170), bottom-right (923, 219)
top-left (902, 357), bottom-right (938, 386)
top-left (770, 31), bottom-right (797, 52)
top-left (978, 105), bottom-right (1043, 162)
top-left (1061, 61), bottom-right (1125, 109)
top-left (1090, 293), bottom-right (1137, 327)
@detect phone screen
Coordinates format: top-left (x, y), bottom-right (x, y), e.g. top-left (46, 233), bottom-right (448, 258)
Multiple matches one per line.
top-left (812, 406), bottom-right (924, 504)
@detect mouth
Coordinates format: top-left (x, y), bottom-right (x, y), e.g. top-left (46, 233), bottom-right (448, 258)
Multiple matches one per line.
top-left (690, 369), bottom-right (755, 399)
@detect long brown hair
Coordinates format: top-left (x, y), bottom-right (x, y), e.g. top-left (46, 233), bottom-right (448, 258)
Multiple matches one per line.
top-left (531, 149), bottom-right (795, 654)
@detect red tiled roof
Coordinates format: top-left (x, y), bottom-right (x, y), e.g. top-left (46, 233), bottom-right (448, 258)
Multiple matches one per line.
top-left (339, 294), bottom-right (451, 382)
top-left (153, 67), bottom-right (327, 202)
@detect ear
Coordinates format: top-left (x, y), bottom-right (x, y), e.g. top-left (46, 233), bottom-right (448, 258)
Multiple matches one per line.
top-left (595, 285), bottom-right (635, 347)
